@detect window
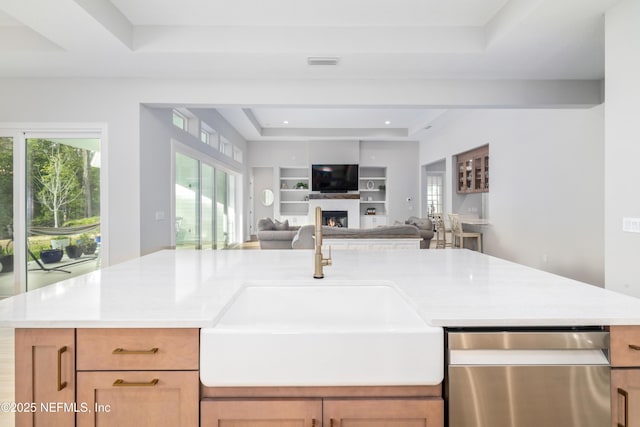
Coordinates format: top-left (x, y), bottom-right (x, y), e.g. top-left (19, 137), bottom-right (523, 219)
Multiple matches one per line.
top-left (172, 110), bottom-right (187, 131)
top-left (232, 147), bottom-right (243, 163)
top-left (426, 174), bottom-right (444, 215)
top-left (219, 136), bottom-right (231, 157)
top-left (174, 149), bottom-right (240, 250)
top-left (200, 129), bottom-right (209, 145)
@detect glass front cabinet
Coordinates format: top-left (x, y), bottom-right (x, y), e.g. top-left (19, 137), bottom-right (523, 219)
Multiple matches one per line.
top-left (456, 145), bottom-right (489, 194)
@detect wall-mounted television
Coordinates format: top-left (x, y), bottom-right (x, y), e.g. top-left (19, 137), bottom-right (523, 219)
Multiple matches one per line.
top-left (311, 164), bottom-right (359, 193)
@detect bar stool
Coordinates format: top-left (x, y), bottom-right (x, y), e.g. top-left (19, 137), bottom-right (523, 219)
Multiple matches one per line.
top-left (433, 214), bottom-right (451, 249)
top-left (449, 214), bottom-right (482, 252)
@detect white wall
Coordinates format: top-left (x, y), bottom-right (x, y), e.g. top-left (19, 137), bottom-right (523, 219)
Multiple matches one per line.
top-left (251, 167), bottom-right (275, 234)
top-left (360, 141), bottom-right (420, 222)
top-left (419, 107), bottom-right (604, 286)
top-left (605, 0), bottom-right (640, 297)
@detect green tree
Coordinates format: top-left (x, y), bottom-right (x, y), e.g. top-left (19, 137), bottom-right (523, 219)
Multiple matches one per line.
top-left (36, 144), bottom-right (82, 228)
top-left (0, 138), bottom-right (12, 239)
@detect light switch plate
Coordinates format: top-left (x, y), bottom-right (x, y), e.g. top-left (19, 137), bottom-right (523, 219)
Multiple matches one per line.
top-left (622, 217), bottom-right (640, 233)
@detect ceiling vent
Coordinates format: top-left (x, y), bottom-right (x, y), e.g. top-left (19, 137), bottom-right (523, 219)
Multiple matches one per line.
top-left (307, 56), bottom-right (340, 66)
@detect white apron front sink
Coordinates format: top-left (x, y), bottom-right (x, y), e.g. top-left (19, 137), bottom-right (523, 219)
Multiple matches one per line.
top-left (200, 281), bottom-right (443, 387)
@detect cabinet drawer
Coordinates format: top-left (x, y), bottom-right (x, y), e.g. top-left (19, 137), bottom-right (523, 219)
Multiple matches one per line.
top-left (611, 326), bottom-right (640, 367)
top-left (77, 328), bottom-right (198, 371)
top-left (77, 370), bottom-right (199, 427)
top-left (201, 399), bottom-right (322, 427)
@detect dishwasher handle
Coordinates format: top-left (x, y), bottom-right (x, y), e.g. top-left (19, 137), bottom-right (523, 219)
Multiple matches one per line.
top-left (449, 349), bottom-right (609, 365)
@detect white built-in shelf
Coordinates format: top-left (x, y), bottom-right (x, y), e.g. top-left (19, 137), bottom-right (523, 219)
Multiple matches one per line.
top-left (359, 166), bottom-right (388, 218)
top-left (279, 167), bottom-right (310, 216)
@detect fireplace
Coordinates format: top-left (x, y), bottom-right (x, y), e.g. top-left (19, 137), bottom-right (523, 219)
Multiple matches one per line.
top-left (322, 210), bottom-right (348, 228)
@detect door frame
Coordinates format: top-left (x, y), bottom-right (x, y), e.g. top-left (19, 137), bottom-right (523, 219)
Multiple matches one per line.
top-left (0, 123), bottom-right (108, 295)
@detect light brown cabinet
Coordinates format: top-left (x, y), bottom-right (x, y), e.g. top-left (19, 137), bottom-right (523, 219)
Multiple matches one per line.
top-left (15, 328), bottom-right (199, 427)
top-left (15, 328), bottom-right (76, 427)
top-left (324, 398), bottom-right (443, 427)
top-left (201, 399), bottom-right (322, 427)
top-left (76, 328), bottom-right (199, 427)
top-left (456, 145), bottom-right (489, 194)
top-left (201, 397), bottom-right (443, 427)
top-left (610, 326), bottom-right (640, 427)
top-left (77, 370), bottom-right (199, 427)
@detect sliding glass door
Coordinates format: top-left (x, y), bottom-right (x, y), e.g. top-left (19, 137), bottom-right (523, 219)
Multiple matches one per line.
top-left (174, 148), bottom-right (239, 250)
top-left (26, 137), bottom-right (101, 291)
top-left (175, 152), bottom-right (199, 249)
top-left (0, 128), bottom-right (103, 295)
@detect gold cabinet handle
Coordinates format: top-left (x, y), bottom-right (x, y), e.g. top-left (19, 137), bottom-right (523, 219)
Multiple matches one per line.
top-left (112, 378), bottom-right (159, 387)
top-left (57, 346), bottom-right (67, 391)
top-left (618, 388), bottom-right (629, 427)
top-left (628, 344), bottom-right (640, 351)
top-left (112, 347), bottom-right (159, 355)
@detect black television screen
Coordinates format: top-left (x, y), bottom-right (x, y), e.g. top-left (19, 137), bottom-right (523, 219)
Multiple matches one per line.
top-left (312, 164), bottom-right (359, 192)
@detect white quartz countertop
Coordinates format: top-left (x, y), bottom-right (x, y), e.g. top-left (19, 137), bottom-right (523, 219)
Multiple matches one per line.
top-left (2, 249), bottom-right (640, 328)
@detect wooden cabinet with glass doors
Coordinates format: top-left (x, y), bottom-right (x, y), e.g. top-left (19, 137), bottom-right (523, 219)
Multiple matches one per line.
top-left (456, 145), bottom-right (489, 194)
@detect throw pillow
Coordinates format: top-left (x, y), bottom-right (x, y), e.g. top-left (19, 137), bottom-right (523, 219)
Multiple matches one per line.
top-left (274, 219), bottom-right (289, 231)
top-left (258, 217), bottom-right (276, 231)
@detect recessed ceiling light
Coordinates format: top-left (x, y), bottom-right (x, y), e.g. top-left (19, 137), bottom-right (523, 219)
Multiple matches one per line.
top-left (385, 121), bottom-right (391, 125)
top-left (283, 120), bottom-right (289, 124)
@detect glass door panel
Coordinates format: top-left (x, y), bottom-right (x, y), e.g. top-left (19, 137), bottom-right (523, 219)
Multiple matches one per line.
top-left (0, 137), bottom-right (14, 297)
top-left (25, 137), bottom-right (101, 291)
top-left (175, 152), bottom-right (199, 249)
top-left (227, 174), bottom-right (236, 245)
top-left (201, 164), bottom-right (214, 249)
top-left (215, 170), bottom-right (228, 249)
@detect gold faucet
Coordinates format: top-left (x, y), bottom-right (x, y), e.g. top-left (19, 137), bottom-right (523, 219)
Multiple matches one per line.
top-left (313, 207), bottom-right (332, 279)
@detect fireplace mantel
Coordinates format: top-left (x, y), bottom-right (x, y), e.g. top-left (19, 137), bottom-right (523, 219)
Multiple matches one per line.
top-left (308, 194), bottom-right (360, 228)
top-left (308, 193), bottom-right (360, 200)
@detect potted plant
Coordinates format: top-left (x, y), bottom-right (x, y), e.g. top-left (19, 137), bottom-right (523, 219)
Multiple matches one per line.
top-left (50, 236), bottom-right (70, 250)
top-left (0, 241), bottom-right (13, 273)
top-left (295, 182), bottom-right (309, 190)
top-left (78, 234), bottom-right (97, 255)
top-left (40, 248), bottom-right (63, 264)
top-left (65, 244), bottom-right (83, 259)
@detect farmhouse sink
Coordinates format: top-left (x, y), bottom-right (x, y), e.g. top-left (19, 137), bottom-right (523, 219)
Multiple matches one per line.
top-left (200, 281), bottom-right (443, 387)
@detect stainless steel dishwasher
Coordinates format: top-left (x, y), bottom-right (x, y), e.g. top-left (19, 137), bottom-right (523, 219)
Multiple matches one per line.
top-left (446, 328), bottom-right (610, 427)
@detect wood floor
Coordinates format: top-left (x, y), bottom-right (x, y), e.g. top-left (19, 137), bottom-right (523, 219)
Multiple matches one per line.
top-left (0, 328), bottom-right (14, 427)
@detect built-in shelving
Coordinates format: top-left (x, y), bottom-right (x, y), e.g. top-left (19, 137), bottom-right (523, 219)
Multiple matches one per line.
top-left (278, 167), bottom-right (310, 217)
top-left (359, 166), bottom-right (387, 225)
top-left (456, 145), bottom-right (489, 194)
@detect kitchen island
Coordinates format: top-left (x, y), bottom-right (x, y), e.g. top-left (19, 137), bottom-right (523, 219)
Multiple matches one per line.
top-left (2, 249), bottom-right (640, 426)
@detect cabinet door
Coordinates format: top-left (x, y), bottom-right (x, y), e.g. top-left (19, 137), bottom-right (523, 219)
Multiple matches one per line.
top-left (201, 399), bottom-right (322, 427)
top-left (611, 370), bottom-right (640, 427)
top-left (324, 398), bottom-right (443, 427)
top-left (15, 328), bottom-right (75, 427)
top-left (76, 370), bottom-right (199, 427)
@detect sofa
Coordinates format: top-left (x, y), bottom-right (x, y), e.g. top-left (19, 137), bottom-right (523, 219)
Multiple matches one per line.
top-left (256, 218), bottom-right (300, 249)
top-left (404, 216), bottom-right (435, 249)
top-left (291, 220), bottom-right (434, 249)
